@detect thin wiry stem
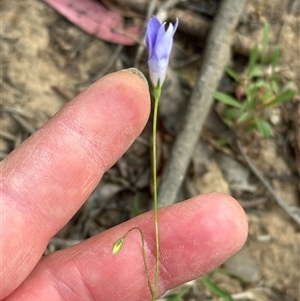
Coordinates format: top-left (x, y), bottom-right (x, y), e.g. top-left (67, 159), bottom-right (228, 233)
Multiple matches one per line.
top-left (112, 83), bottom-right (163, 300)
top-left (237, 140), bottom-right (300, 226)
top-left (152, 86), bottom-right (162, 301)
top-left (112, 86), bottom-right (162, 300)
top-left (112, 227), bottom-right (153, 295)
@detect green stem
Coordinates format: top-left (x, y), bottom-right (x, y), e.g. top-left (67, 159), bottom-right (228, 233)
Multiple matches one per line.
top-left (113, 227), bottom-right (153, 296)
top-left (152, 86), bottom-right (161, 301)
top-left (112, 85), bottom-right (163, 300)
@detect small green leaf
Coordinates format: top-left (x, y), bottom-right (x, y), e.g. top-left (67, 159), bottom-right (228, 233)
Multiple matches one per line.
top-left (165, 286), bottom-right (190, 301)
top-left (262, 91), bottom-right (274, 104)
top-left (237, 111), bottom-right (251, 123)
top-left (225, 66), bottom-right (239, 82)
top-left (266, 89), bottom-right (297, 107)
top-left (252, 79), bottom-right (271, 91)
top-left (272, 46), bottom-right (280, 71)
top-left (213, 91), bottom-right (242, 108)
top-left (271, 79), bottom-right (279, 95)
top-left (261, 21), bottom-right (270, 63)
top-left (248, 65), bottom-right (262, 79)
top-left (248, 44), bottom-right (259, 77)
top-left (254, 116), bottom-right (273, 138)
top-left (246, 80), bottom-right (271, 106)
top-left (224, 108), bottom-right (241, 120)
top-left (201, 276), bottom-right (236, 301)
top-left (131, 195), bottom-right (141, 218)
top-left (112, 237), bottom-right (125, 254)
top-left (217, 138), bottom-right (229, 146)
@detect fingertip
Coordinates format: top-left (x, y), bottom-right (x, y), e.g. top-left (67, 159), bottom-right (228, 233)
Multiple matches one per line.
top-left (98, 68), bottom-right (150, 123)
top-left (119, 68), bottom-right (149, 88)
top-left (159, 193), bottom-right (248, 281)
top-left (191, 193), bottom-right (248, 257)
top-left (208, 193), bottom-right (249, 247)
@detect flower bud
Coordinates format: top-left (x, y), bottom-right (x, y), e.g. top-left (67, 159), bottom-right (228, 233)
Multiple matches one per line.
top-left (145, 16), bottom-right (178, 87)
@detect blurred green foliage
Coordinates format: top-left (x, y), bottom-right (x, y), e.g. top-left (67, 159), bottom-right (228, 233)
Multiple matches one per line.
top-left (213, 22), bottom-right (297, 138)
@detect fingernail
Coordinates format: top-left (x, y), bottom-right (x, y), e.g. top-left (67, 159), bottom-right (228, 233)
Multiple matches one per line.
top-left (120, 68), bottom-right (148, 88)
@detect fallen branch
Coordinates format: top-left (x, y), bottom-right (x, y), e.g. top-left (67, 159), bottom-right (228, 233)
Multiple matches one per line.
top-left (158, 0), bottom-right (247, 207)
top-left (237, 140), bottom-right (300, 226)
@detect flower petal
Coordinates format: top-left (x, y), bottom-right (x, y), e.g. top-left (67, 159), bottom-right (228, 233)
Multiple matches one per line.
top-left (152, 27), bottom-right (174, 63)
top-left (172, 18), bottom-right (179, 33)
top-left (145, 16), bottom-right (161, 57)
top-left (148, 52), bottom-right (169, 86)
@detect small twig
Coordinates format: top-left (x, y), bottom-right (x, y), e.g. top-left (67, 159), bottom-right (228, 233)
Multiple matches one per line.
top-left (0, 152), bottom-right (7, 160)
top-left (52, 86), bottom-right (74, 102)
top-left (0, 78), bottom-right (21, 96)
top-left (155, 0), bottom-right (183, 22)
top-left (172, 53), bottom-right (201, 69)
top-left (3, 107), bottom-right (34, 118)
top-left (276, 0), bottom-right (299, 45)
top-left (50, 237), bottom-right (82, 249)
top-left (145, 0), bottom-right (159, 23)
top-left (158, 0), bottom-right (247, 207)
top-left (0, 130), bottom-right (16, 141)
top-left (9, 112), bottom-right (35, 134)
top-left (134, 0), bottom-right (158, 66)
top-left (237, 140), bottom-right (300, 226)
top-left (77, 45), bottom-right (123, 88)
top-left (239, 197), bottom-right (268, 208)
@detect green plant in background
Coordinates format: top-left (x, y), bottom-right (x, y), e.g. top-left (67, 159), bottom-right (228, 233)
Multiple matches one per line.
top-left (160, 268), bottom-right (244, 301)
top-left (131, 194), bottom-right (142, 218)
top-left (163, 286), bottom-right (191, 301)
top-left (213, 22), bottom-right (297, 138)
top-left (200, 276), bottom-right (236, 301)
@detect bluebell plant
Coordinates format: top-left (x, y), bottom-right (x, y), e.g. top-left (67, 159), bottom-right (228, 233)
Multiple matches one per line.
top-left (145, 15), bottom-right (178, 301)
top-left (113, 16), bottom-right (178, 301)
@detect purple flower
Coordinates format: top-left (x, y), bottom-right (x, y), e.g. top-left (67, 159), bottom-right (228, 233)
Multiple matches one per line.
top-left (145, 16), bottom-right (178, 87)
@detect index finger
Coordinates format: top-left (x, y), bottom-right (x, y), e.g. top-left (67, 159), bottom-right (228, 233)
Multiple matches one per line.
top-left (0, 69), bottom-right (150, 299)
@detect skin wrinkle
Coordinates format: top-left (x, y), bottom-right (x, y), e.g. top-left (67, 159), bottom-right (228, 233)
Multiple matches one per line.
top-left (159, 221), bottom-right (213, 293)
top-left (155, 250), bottom-right (173, 292)
top-left (71, 265), bottom-right (96, 301)
top-left (44, 245), bottom-right (111, 300)
top-left (74, 250), bottom-right (108, 295)
top-left (49, 121), bottom-right (105, 180)
top-left (2, 231), bottom-right (36, 292)
top-left (4, 137), bottom-right (66, 211)
top-left (55, 117), bottom-right (106, 173)
top-left (15, 118), bottom-right (103, 224)
top-left (156, 219), bottom-right (180, 290)
top-left (46, 267), bottom-right (75, 301)
top-left (2, 190), bottom-right (47, 261)
top-left (34, 258), bottom-right (93, 301)
top-left (68, 97), bottom-right (141, 174)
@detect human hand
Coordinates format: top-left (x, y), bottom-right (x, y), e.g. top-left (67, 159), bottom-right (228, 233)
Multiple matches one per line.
top-left (1, 69), bottom-right (248, 301)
